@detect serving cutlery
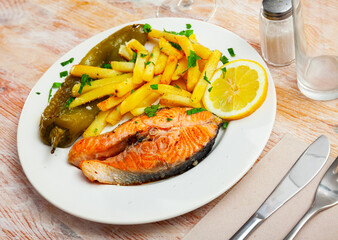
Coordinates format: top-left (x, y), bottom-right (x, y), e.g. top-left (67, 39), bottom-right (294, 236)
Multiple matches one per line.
top-left (230, 135), bottom-right (330, 240)
top-left (284, 156), bottom-right (338, 239)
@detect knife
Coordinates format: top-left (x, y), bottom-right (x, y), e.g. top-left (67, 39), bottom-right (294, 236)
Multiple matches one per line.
top-left (230, 135), bottom-right (330, 240)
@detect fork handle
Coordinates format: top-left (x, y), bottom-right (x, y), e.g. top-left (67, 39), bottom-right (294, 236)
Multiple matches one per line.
top-left (284, 206), bottom-right (318, 240)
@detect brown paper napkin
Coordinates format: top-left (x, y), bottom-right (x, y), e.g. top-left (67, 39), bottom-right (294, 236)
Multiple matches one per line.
top-left (183, 134), bottom-right (337, 240)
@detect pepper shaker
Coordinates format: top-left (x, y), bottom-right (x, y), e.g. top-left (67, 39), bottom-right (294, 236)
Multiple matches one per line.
top-left (259, 0), bottom-right (295, 66)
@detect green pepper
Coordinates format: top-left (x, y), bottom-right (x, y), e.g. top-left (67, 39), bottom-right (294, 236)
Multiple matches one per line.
top-left (39, 24), bottom-right (148, 153)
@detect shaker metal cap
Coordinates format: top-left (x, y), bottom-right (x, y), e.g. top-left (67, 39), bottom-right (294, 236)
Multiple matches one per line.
top-left (262, 0), bottom-right (292, 20)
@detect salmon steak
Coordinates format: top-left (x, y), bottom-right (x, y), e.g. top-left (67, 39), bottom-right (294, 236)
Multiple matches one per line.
top-left (68, 107), bottom-right (223, 185)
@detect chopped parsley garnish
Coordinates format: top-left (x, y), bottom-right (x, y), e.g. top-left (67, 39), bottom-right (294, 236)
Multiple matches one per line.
top-left (144, 104), bottom-right (159, 117)
top-left (220, 55), bottom-right (229, 64)
top-left (183, 50), bottom-right (201, 73)
top-left (181, 29), bottom-right (194, 38)
top-left (134, 121), bottom-right (138, 124)
top-left (103, 63), bottom-right (112, 69)
top-left (36, 92), bottom-right (41, 95)
top-left (150, 84), bottom-right (158, 90)
top-left (78, 74), bottom-right (92, 94)
top-left (182, 29), bottom-right (194, 38)
top-left (150, 53), bottom-right (153, 57)
top-left (208, 87), bottom-right (213, 92)
top-left (163, 28), bottom-right (194, 38)
top-left (129, 52), bottom-right (137, 63)
top-left (140, 53), bottom-right (148, 58)
top-left (203, 72), bottom-right (211, 84)
top-left (94, 128), bottom-right (98, 133)
top-left (48, 82), bottom-right (63, 102)
top-left (145, 61), bottom-right (155, 66)
top-left (59, 71), bottom-right (68, 78)
top-left (223, 122), bottom-right (228, 129)
top-left (221, 67), bottom-right (227, 78)
top-left (166, 118), bottom-right (173, 122)
top-left (144, 23), bottom-right (152, 33)
top-left (174, 84), bottom-right (180, 89)
top-left (66, 97), bottom-right (75, 108)
top-left (169, 42), bottom-right (182, 51)
top-left (181, 29), bottom-right (193, 37)
top-left (131, 89), bottom-right (134, 94)
top-left (60, 57), bottom-right (74, 66)
top-left (186, 24), bottom-right (192, 29)
top-left (186, 108), bottom-right (206, 115)
top-left (228, 48), bottom-right (235, 57)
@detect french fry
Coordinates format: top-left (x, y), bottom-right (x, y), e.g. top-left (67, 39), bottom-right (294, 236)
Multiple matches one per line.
top-left (69, 83), bottom-right (120, 108)
top-left (133, 50), bottom-right (149, 84)
top-left (160, 55), bottom-right (178, 85)
top-left (129, 90), bottom-right (161, 116)
top-left (187, 67), bottom-right (201, 93)
top-left (148, 29), bottom-right (178, 43)
top-left (148, 29), bottom-right (211, 59)
top-left (191, 40), bottom-right (212, 59)
top-left (176, 36), bottom-right (201, 92)
top-left (159, 38), bottom-right (184, 60)
top-left (83, 110), bottom-right (111, 138)
top-left (192, 44), bottom-right (211, 59)
top-left (72, 73), bottom-right (132, 97)
top-left (198, 59), bottom-right (208, 72)
top-left (172, 58), bottom-right (188, 80)
top-left (69, 78), bottom-right (141, 108)
top-left (143, 45), bottom-right (160, 82)
top-left (106, 105), bottom-right (123, 125)
top-left (126, 39), bottom-right (147, 53)
top-left (97, 93), bottom-right (129, 111)
top-left (127, 39), bottom-right (150, 84)
top-left (136, 92), bottom-right (160, 108)
top-left (176, 35), bottom-right (193, 57)
top-left (170, 78), bottom-right (186, 90)
top-left (130, 104), bottom-right (166, 116)
top-left (70, 65), bottom-right (121, 79)
top-left (191, 50), bottom-right (222, 103)
top-left (120, 76), bottom-right (160, 115)
top-left (118, 44), bottom-right (134, 60)
top-left (154, 53), bottom-right (168, 75)
top-left (130, 107), bottom-right (147, 116)
top-left (151, 84), bottom-right (192, 98)
top-left (189, 34), bottom-right (197, 41)
top-left (114, 78), bottom-right (142, 97)
top-left (159, 93), bottom-right (203, 108)
top-left (110, 61), bottom-right (135, 72)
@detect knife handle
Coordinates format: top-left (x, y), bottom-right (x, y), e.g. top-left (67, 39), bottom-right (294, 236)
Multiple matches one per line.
top-left (230, 213), bottom-right (264, 240)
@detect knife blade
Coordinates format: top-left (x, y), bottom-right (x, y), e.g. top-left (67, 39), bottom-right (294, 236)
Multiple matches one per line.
top-left (230, 135), bottom-right (330, 240)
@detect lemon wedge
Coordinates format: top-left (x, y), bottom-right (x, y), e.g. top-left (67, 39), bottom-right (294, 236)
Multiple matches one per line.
top-left (203, 59), bottom-right (268, 120)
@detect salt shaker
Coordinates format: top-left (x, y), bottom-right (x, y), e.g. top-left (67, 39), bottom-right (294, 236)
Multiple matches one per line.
top-left (259, 0), bottom-right (295, 66)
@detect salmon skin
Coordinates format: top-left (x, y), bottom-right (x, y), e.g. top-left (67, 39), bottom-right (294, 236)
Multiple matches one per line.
top-left (68, 107), bottom-right (223, 185)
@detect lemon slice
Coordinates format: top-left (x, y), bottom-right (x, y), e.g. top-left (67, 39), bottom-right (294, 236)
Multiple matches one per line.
top-left (203, 59), bottom-right (268, 120)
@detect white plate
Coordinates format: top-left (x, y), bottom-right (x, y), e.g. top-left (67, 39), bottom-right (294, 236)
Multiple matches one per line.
top-left (17, 18), bottom-right (276, 224)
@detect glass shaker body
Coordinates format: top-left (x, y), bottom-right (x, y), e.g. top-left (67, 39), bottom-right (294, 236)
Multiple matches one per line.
top-left (259, 9), bottom-right (295, 66)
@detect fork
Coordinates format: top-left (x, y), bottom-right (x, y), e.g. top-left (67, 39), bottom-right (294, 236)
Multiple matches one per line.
top-left (284, 156), bottom-right (338, 240)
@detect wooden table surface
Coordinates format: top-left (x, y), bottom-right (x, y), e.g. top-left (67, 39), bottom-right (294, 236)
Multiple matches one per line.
top-left (0, 0), bottom-right (337, 239)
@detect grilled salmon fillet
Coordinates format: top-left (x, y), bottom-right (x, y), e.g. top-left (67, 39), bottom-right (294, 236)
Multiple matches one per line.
top-left (68, 107), bottom-right (223, 185)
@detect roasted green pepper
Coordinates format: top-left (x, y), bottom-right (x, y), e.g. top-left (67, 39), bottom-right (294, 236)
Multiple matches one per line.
top-left (39, 24), bottom-right (148, 153)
